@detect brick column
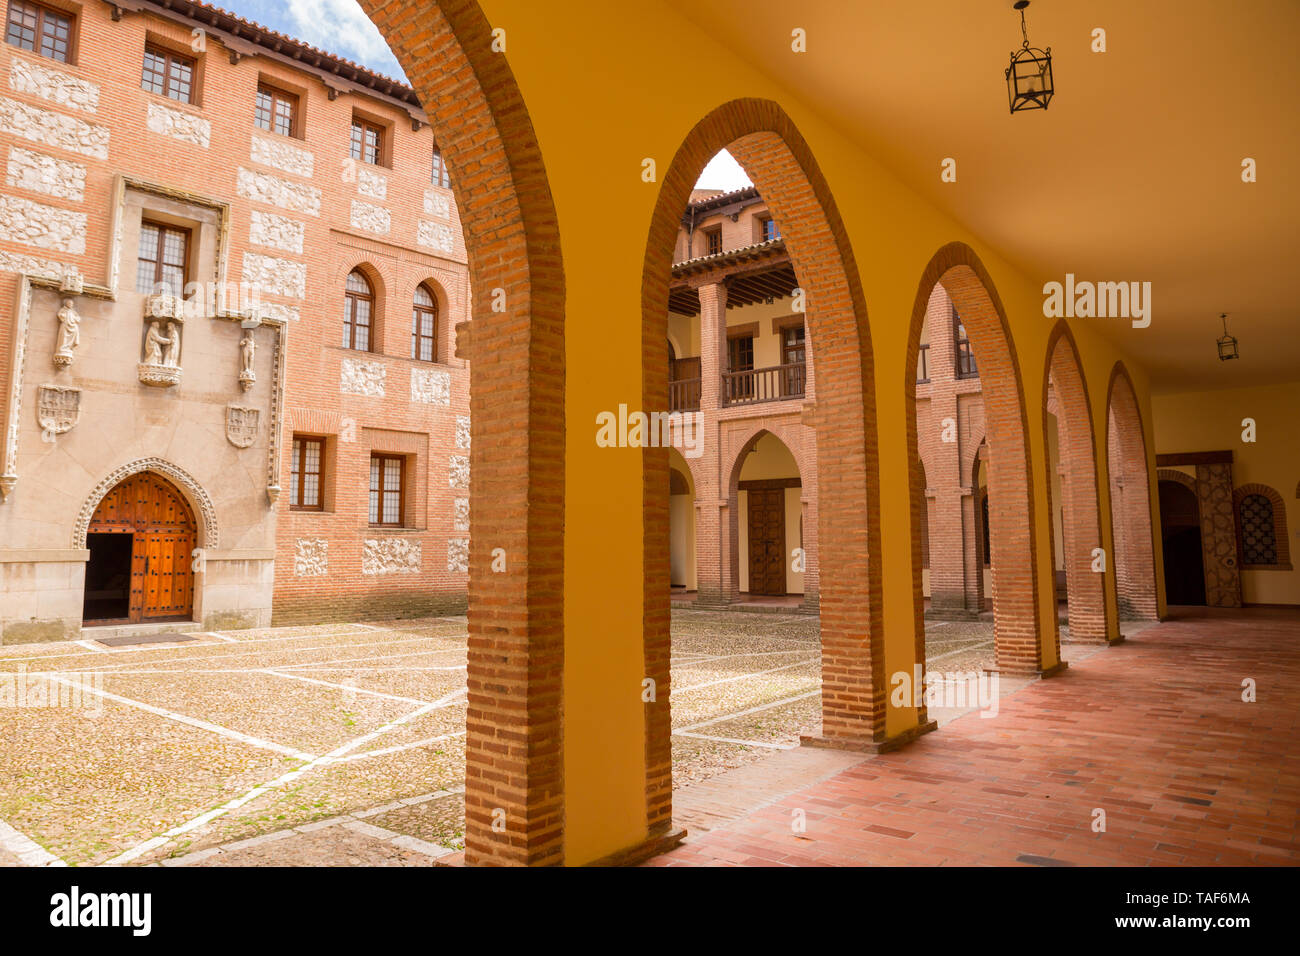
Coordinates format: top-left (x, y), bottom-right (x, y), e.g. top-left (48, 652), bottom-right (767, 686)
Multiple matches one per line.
top-left (693, 281), bottom-right (730, 605)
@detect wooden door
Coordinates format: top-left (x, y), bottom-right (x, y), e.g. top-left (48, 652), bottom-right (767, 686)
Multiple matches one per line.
top-left (747, 487), bottom-right (786, 595)
top-left (87, 471), bottom-right (196, 623)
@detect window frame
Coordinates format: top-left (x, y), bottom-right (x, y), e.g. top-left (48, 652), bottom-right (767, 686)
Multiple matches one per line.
top-left (703, 226), bottom-right (723, 257)
top-left (953, 305), bottom-right (978, 379)
top-left (1234, 485), bottom-right (1292, 571)
top-left (140, 43), bottom-right (197, 105)
top-left (136, 218), bottom-right (191, 296)
top-left (727, 332), bottom-right (754, 373)
top-left (369, 453), bottom-right (406, 528)
top-left (343, 270), bottom-right (375, 352)
top-left (411, 284), bottom-right (438, 362)
top-left (5, 0), bottom-right (75, 64)
top-left (350, 116), bottom-right (385, 166)
top-left (757, 214), bottom-right (780, 243)
top-left (289, 435), bottom-right (326, 512)
top-left (431, 147), bottom-right (451, 188)
top-left (254, 82), bottom-right (299, 138)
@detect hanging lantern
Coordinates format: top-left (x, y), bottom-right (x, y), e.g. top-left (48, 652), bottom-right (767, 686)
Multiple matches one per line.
top-left (1216, 313), bottom-right (1239, 361)
top-left (1005, 1), bottom-right (1054, 113)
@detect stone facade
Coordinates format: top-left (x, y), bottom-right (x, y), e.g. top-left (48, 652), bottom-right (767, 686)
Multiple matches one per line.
top-left (0, 0), bottom-right (470, 641)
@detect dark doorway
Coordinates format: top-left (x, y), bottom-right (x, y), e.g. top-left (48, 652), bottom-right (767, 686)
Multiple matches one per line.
top-left (746, 486), bottom-right (786, 595)
top-left (84, 532), bottom-right (133, 621)
top-left (1158, 479), bottom-right (1206, 606)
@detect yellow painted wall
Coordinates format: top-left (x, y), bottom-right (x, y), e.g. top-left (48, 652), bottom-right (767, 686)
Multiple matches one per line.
top-left (1153, 383), bottom-right (1300, 605)
top-left (474, 0), bottom-right (1163, 864)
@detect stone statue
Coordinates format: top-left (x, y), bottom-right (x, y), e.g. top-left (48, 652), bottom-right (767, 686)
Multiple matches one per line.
top-left (143, 320), bottom-right (170, 366)
top-left (238, 329), bottom-right (256, 390)
top-left (165, 321), bottom-right (182, 367)
top-left (53, 298), bottom-right (80, 368)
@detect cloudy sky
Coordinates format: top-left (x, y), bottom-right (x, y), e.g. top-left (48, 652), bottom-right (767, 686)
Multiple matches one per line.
top-left (217, 0), bottom-right (753, 191)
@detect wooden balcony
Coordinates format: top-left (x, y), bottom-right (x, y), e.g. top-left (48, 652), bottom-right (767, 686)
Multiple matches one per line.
top-left (669, 377), bottom-right (701, 412)
top-left (722, 362), bottom-right (806, 406)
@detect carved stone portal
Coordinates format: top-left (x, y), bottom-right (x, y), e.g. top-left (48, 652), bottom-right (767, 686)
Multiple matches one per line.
top-left (225, 404), bottom-right (259, 448)
top-left (37, 384), bottom-right (80, 435)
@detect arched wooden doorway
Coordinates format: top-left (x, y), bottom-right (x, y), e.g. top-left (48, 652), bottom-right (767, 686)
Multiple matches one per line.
top-left (83, 472), bottom-right (196, 624)
top-left (1158, 478), bottom-right (1206, 606)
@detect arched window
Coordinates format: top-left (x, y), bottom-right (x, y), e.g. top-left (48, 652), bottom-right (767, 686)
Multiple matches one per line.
top-left (344, 271), bottom-right (373, 351)
top-left (980, 492), bottom-right (991, 567)
top-left (1235, 486), bottom-right (1291, 569)
top-left (412, 284), bottom-right (437, 361)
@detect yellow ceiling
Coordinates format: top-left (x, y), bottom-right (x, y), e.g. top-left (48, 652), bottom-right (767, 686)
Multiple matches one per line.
top-left (661, 0), bottom-right (1300, 392)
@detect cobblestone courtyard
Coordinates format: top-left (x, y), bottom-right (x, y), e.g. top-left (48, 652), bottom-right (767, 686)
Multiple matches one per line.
top-left (0, 608), bottom-right (1113, 866)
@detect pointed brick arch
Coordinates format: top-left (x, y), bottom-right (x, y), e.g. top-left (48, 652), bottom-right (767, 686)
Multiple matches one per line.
top-left (905, 243), bottom-right (1056, 675)
top-left (1106, 363), bottom-right (1159, 620)
top-left (642, 98), bottom-right (886, 830)
top-left (1042, 321), bottom-right (1118, 643)
top-left (356, 0), bottom-right (565, 866)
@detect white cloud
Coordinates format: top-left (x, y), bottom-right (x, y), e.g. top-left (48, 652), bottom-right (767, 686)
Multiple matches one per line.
top-left (283, 0), bottom-right (407, 80)
top-left (695, 149), bottom-right (753, 192)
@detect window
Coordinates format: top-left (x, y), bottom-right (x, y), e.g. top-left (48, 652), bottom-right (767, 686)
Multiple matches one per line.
top-left (136, 220), bottom-right (190, 295)
top-left (727, 334), bottom-right (754, 372)
top-left (5, 0), bottom-right (72, 63)
top-left (704, 227), bottom-right (722, 257)
top-left (369, 454), bottom-right (405, 526)
top-left (758, 215), bottom-right (780, 242)
top-left (780, 323), bottom-right (806, 397)
top-left (1235, 487), bottom-right (1292, 570)
top-left (350, 117), bottom-right (383, 165)
top-left (431, 147), bottom-right (451, 188)
top-left (954, 306), bottom-right (978, 378)
top-left (255, 84), bottom-right (298, 137)
top-left (290, 436), bottom-right (324, 510)
top-left (343, 270), bottom-right (373, 351)
top-left (980, 492), bottom-right (991, 567)
top-left (412, 284), bottom-right (437, 362)
top-left (141, 45), bottom-right (196, 105)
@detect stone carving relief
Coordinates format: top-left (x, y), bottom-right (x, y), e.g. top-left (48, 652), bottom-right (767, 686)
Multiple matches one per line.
top-left (248, 210), bottom-right (304, 254)
top-left (6, 146), bottom-right (87, 200)
top-left (145, 102), bottom-right (210, 148)
top-left (449, 455), bottom-right (469, 490)
top-left (294, 538), bottom-right (328, 577)
top-left (340, 357), bottom-right (385, 397)
top-left (362, 538), bottom-right (421, 575)
top-left (10, 59), bottom-right (99, 113)
top-left (423, 188), bottom-right (450, 220)
top-left (137, 296), bottom-right (184, 387)
top-left (453, 497), bottom-right (470, 533)
top-left (239, 328), bottom-right (257, 390)
top-left (0, 96), bottom-right (109, 159)
top-left (410, 367), bottom-right (450, 405)
top-left (53, 297), bottom-right (80, 368)
top-left (0, 193), bottom-right (87, 253)
top-left (357, 166), bottom-right (387, 200)
top-left (225, 405), bottom-right (259, 448)
top-left (260, 302), bottom-right (299, 325)
top-left (455, 415), bottom-right (470, 449)
top-left (36, 384), bottom-right (79, 434)
top-left (236, 167), bottom-right (321, 216)
top-left (1196, 462), bottom-right (1243, 608)
top-left (250, 135), bottom-right (314, 178)
top-left (417, 220), bottom-right (454, 254)
top-left (350, 200), bottom-right (390, 235)
top-left (0, 249), bottom-right (68, 280)
top-left (242, 252), bottom-right (306, 299)
top-left (447, 537), bottom-right (469, 573)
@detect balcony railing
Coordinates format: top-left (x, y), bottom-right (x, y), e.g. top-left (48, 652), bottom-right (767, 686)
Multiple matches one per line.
top-left (917, 343), bottom-right (930, 384)
top-left (669, 377), bottom-right (701, 412)
top-left (722, 362), bottom-right (806, 406)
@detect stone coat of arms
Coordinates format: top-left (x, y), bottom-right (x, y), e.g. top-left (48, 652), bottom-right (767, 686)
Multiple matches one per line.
top-left (225, 405), bottom-right (259, 448)
top-left (36, 384), bottom-right (80, 435)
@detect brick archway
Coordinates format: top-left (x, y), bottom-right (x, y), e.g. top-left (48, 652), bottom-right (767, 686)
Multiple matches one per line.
top-left (1042, 322), bottom-right (1117, 643)
top-left (356, 0), bottom-right (565, 866)
top-left (642, 98), bottom-right (886, 830)
top-left (905, 243), bottom-right (1055, 675)
top-left (1105, 363), bottom-right (1159, 620)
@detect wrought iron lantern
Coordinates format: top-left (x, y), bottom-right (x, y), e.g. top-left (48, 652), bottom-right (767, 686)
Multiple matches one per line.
top-left (1005, 1), bottom-right (1053, 113)
top-left (1216, 313), bottom-right (1239, 361)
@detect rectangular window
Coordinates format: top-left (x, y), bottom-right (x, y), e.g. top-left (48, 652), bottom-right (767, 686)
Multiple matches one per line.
top-left (431, 147), bottom-right (451, 188)
top-left (704, 227), bottom-right (723, 256)
top-left (369, 453), bottom-right (405, 527)
top-left (954, 306), bottom-right (978, 378)
top-left (781, 324), bottom-right (805, 366)
top-left (759, 215), bottom-right (780, 242)
top-left (255, 84), bottom-right (298, 137)
top-left (350, 117), bottom-right (383, 165)
top-left (141, 45), bottom-right (196, 104)
top-left (5, 0), bottom-right (72, 63)
top-left (136, 220), bottom-right (190, 295)
top-left (728, 334), bottom-right (754, 372)
top-left (290, 436), bottom-right (325, 510)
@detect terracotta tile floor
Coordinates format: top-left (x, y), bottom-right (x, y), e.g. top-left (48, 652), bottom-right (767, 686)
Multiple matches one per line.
top-left (650, 606), bottom-right (1300, 866)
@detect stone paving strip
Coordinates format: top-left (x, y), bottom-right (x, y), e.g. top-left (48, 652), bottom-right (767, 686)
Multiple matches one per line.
top-left (0, 819), bottom-right (66, 866)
